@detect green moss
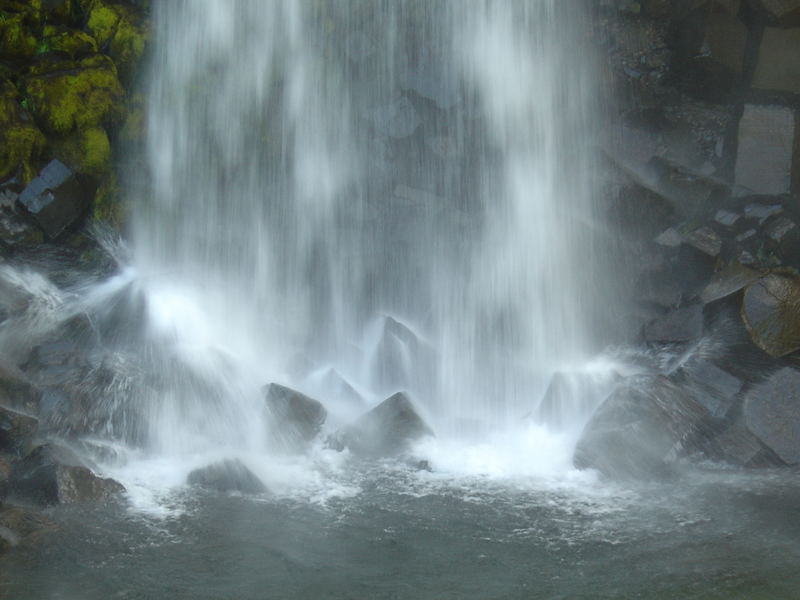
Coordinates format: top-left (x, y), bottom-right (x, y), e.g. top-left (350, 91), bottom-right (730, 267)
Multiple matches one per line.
top-left (22, 53), bottom-right (124, 134)
top-left (0, 122), bottom-right (46, 181)
top-left (85, 1), bottom-right (147, 81)
top-left (78, 125), bottom-right (110, 174)
top-left (92, 173), bottom-right (125, 226)
top-left (0, 11), bottom-right (37, 57)
top-left (43, 26), bottom-right (98, 58)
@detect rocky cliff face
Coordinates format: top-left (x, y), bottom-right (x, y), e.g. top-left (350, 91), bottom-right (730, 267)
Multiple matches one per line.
top-left (576, 0), bottom-right (800, 478)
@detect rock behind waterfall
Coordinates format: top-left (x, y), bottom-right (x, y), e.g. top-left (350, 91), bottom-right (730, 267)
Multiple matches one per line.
top-left (263, 383), bottom-right (327, 453)
top-left (330, 392), bottom-right (434, 458)
top-left (8, 443), bottom-right (124, 505)
top-left (187, 459), bottom-right (267, 494)
top-left (573, 376), bottom-right (713, 480)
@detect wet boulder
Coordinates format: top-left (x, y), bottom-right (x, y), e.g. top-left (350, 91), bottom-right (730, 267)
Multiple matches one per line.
top-left (643, 303), bottom-right (704, 343)
top-left (263, 383), bottom-right (326, 452)
top-left (17, 160), bottom-right (95, 239)
top-left (371, 315), bottom-right (436, 393)
top-left (753, 28), bottom-right (800, 95)
top-left (536, 372), bottom-right (610, 431)
top-left (711, 420), bottom-right (783, 467)
top-left (759, 0), bottom-right (800, 25)
top-left (187, 459), bottom-right (267, 494)
top-left (734, 105), bottom-right (796, 196)
top-left (330, 392), bottom-right (434, 458)
top-left (573, 376), bottom-right (713, 480)
top-left (679, 360), bottom-right (742, 419)
top-left (741, 272), bottom-right (800, 358)
top-left (8, 443), bottom-right (124, 505)
top-left (0, 405), bottom-right (38, 456)
top-left (700, 262), bottom-right (761, 304)
top-left (742, 367), bottom-right (800, 464)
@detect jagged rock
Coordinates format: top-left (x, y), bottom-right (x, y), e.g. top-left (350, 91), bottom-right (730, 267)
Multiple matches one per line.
top-left (330, 392), bottom-right (434, 458)
top-left (9, 443), bottom-right (124, 505)
top-left (85, 0), bottom-right (149, 81)
top-left (734, 105), bottom-right (796, 196)
top-left (684, 226), bottom-right (722, 257)
top-left (753, 28), bottom-right (800, 95)
top-left (312, 368), bottom-right (365, 414)
top-left (17, 160), bottom-right (95, 239)
top-left (714, 209), bottom-right (741, 227)
top-left (643, 304), bottom-right (704, 343)
top-left (371, 315), bottom-right (436, 393)
top-left (0, 366), bottom-right (40, 415)
top-left (681, 360), bottom-right (742, 418)
top-left (759, 0), bottom-right (800, 25)
top-left (701, 262), bottom-right (761, 303)
top-left (744, 203), bottom-right (783, 224)
top-left (673, 3), bottom-right (748, 97)
top-left (0, 405), bottom-right (37, 455)
top-left (0, 187), bottom-right (43, 246)
top-left (765, 216), bottom-right (797, 242)
top-left (187, 459), bottom-right (267, 494)
top-left (536, 372), bottom-right (608, 431)
top-left (573, 376), bottom-right (713, 479)
top-left (743, 367), bottom-right (800, 464)
top-left (712, 420), bottom-right (781, 466)
top-left (741, 273), bottom-right (800, 357)
top-left (263, 383), bottom-right (326, 452)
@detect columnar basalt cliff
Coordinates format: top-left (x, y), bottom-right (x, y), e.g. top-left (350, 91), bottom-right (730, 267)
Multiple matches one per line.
top-left (579, 0), bottom-right (800, 477)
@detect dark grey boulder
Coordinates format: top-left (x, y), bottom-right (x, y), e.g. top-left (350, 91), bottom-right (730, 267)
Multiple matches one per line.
top-left (8, 443), bottom-right (124, 505)
top-left (711, 420), bottom-right (783, 467)
top-left (536, 372), bottom-right (607, 431)
top-left (573, 376), bottom-right (713, 480)
top-left (681, 360), bottom-right (742, 419)
top-left (741, 273), bottom-right (800, 358)
top-left (16, 160), bottom-right (94, 239)
top-left (263, 383), bottom-right (326, 452)
top-left (187, 459), bottom-right (267, 494)
top-left (743, 367), bottom-right (800, 465)
top-left (700, 262), bottom-right (761, 304)
top-left (0, 504), bottom-right (56, 554)
top-left (752, 28), bottom-right (800, 94)
top-left (734, 105), bottom-right (795, 196)
top-left (643, 304), bottom-right (704, 343)
top-left (0, 405), bottom-right (37, 455)
top-left (0, 187), bottom-right (42, 247)
top-left (330, 392), bottom-right (434, 458)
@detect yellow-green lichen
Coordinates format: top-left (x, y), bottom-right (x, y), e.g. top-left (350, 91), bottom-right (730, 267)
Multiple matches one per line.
top-left (85, 1), bottom-right (147, 81)
top-left (43, 26), bottom-right (98, 58)
top-left (0, 122), bottom-right (46, 181)
top-left (22, 53), bottom-right (124, 134)
top-left (77, 125), bottom-right (110, 174)
top-left (91, 172), bottom-right (126, 226)
top-left (0, 11), bottom-right (37, 57)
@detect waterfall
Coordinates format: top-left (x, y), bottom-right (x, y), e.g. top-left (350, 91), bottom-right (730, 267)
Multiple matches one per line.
top-left (4, 1), bottom-right (619, 483)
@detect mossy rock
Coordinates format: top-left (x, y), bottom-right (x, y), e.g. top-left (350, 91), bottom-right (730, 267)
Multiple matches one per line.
top-left (49, 125), bottom-right (110, 175)
top-left (0, 10), bottom-right (38, 57)
top-left (92, 172), bottom-right (125, 226)
top-left (118, 90), bottom-right (144, 144)
top-left (41, 25), bottom-right (98, 58)
top-left (84, 0), bottom-right (148, 81)
top-left (0, 122), bottom-right (46, 181)
top-left (22, 53), bottom-right (124, 134)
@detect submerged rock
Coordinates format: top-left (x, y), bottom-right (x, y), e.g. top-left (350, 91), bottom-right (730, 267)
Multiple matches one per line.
top-left (0, 504), bottom-right (56, 555)
top-left (743, 367), bottom-right (800, 465)
top-left (741, 273), bottom-right (800, 358)
top-left (573, 376), bottom-right (713, 480)
top-left (263, 383), bottom-right (326, 452)
top-left (330, 392), bottom-right (434, 458)
top-left (8, 443), bottom-right (124, 505)
top-left (187, 459), bottom-right (267, 494)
